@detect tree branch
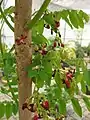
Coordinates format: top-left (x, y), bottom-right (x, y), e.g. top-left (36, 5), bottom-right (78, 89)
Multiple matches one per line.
top-left (0, 6), bottom-right (14, 32)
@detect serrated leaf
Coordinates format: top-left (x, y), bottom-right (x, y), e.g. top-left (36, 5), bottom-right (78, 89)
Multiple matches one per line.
top-left (58, 98), bottom-right (66, 115)
top-left (0, 102), bottom-right (5, 119)
top-left (83, 96), bottom-right (90, 111)
top-left (71, 97), bottom-right (82, 117)
top-left (5, 102), bottom-right (12, 119)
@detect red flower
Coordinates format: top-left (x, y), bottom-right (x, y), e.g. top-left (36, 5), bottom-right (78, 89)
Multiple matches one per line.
top-left (66, 73), bottom-right (73, 80)
top-left (41, 100), bottom-right (49, 110)
top-left (22, 103), bottom-right (28, 110)
top-left (16, 35), bottom-right (27, 45)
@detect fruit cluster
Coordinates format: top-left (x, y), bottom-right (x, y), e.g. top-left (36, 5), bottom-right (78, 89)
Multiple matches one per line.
top-left (44, 20), bottom-right (60, 35)
top-left (22, 100), bottom-right (49, 120)
top-left (53, 41), bottom-right (64, 48)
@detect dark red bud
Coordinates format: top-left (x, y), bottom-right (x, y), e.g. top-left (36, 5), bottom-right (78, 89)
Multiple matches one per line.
top-left (61, 43), bottom-right (64, 47)
top-left (53, 41), bottom-right (57, 47)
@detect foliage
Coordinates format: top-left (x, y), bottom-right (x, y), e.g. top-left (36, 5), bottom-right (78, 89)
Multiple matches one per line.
top-left (0, 1), bottom-right (90, 119)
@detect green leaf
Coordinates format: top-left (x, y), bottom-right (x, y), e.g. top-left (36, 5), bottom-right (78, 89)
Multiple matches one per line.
top-left (36, 74), bottom-right (44, 88)
top-left (32, 34), bottom-right (48, 44)
top-left (32, 19), bottom-right (44, 34)
top-left (58, 98), bottom-right (66, 115)
top-left (55, 71), bottom-right (62, 91)
top-left (77, 12), bottom-right (84, 28)
top-left (5, 102), bottom-right (12, 119)
top-left (81, 79), bottom-right (86, 93)
top-left (43, 61), bottom-right (52, 74)
top-left (79, 10), bottom-right (89, 22)
top-left (54, 87), bottom-right (62, 98)
top-left (71, 97), bottom-right (82, 117)
top-left (69, 10), bottom-right (79, 28)
top-left (0, 102), bottom-right (5, 119)
top-left (59, 10), bottom-right (72, 29)
top-left (83, 96), bottom-right (90, 111)
top-left (39, 69), bottom-right (49, 82)
top-left (0, 6), bottom-right (14, 19)
top-left (12, 103), bottom-right (18, 115)
top-left (83, 70), bottom-right (90, 86)
top-left (54, 11), bottom-right (61, 21)
top-left (28, 69), bottom-right (38, 78)
top-left (43, 13), bottom-right (55, 25)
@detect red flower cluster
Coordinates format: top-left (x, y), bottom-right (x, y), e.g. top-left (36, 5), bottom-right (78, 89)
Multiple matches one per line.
top-left (15, 34), bottom-right (27, 45)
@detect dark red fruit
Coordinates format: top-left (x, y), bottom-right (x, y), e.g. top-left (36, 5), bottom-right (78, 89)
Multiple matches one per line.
top-left (55, 21), bottom-right (60, 28)
top-left (41, 49), bottom-right (47, 55)
top-left (65, 79), bottom-right (70, 88)
top-left (53, 41), bottom-right (57, 47)
top-left (33, 114), bottom-right (38, 120)
top-left (41, 100), bottom-right (49, 110)
top-left (22, 103), bottom-right (28, 110)
top-left (46, 24), bottom-right (50, 29)
top-left (61, 43), bottom-right (64, 47)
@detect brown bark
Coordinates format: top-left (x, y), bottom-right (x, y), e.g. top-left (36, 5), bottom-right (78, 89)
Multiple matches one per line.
top-left (15, 0), bottom-right (32, 120)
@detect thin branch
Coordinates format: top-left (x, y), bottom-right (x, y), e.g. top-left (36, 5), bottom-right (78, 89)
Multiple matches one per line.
top-left (26, 0), bottom-right (51, 29)
top-left (0, 6), bottom-right (14, 32)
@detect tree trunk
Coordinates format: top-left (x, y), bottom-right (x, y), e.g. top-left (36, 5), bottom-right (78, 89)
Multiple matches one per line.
top-left (15, 0), bottom-right (32, 120)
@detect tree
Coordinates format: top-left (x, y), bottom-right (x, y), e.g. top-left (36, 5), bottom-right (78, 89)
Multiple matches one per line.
top-left (0, 0), bottom-right (90, 119)
top-left (15, 0), bottom-right (32, 120)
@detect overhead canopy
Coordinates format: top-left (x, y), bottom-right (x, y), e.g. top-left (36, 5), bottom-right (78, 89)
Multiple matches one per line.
top-left (32, 0), bottom-right (90, 12)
